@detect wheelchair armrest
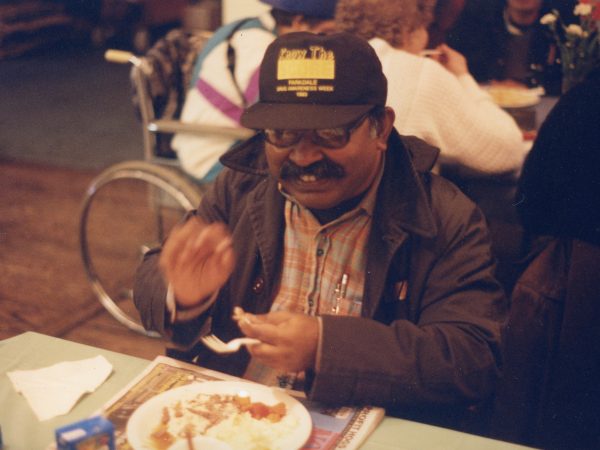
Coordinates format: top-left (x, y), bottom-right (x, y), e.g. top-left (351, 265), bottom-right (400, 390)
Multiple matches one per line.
top-left (148, 119), bottom-right (254, 140)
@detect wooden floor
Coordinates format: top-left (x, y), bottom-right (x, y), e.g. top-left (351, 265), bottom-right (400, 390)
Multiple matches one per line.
top-left (0, 160), bottom-right (166, 360)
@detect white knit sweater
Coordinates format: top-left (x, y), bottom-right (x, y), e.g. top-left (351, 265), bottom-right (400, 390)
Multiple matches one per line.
top-left (370, 38), bottom-right (526, 175)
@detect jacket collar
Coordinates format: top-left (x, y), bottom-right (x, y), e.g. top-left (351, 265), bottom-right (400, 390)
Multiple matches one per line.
top-left (220, 132), bottom-right (270, 176)
top-left (375, 131), bottom-right (438, 241)
top-left (220, 129), bottom-right (439, 240)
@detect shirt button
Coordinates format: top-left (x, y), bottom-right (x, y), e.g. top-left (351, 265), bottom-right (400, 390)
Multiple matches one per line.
top-left (316, 248), bottom-right (324, 256)
top-left (252, 277), bottom-right (264, 294)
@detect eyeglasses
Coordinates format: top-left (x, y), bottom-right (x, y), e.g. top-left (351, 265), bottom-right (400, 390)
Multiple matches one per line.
top-left (262, 112), bottom-right (370, 149)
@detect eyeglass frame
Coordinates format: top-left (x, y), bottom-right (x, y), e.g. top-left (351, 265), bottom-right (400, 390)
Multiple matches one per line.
top-left (261, 109), bottom-right (377, 150)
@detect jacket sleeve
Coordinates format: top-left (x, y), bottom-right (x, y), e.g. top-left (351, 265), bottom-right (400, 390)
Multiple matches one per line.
top-left (132, 171), bottom-right (233, 345)
top-left (309, 179), bottom-right (507, 415)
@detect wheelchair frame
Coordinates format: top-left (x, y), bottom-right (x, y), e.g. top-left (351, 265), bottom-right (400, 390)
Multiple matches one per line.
top-left (79, 29), bottom-right (252, 336)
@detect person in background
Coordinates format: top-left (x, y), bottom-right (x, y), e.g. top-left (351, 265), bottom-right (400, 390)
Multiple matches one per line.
top-left (134, 32), bottom-right (507, 431)
top-left (446, 0), bottom-right (576, 94)
top-left (171, 0), bottom-right (338, 181)
top-left (427, 0), bottom-right (466, 47)
top-left (335, 0), bottom-right (525, 177)
top-left (489, 66), bottom-right (600, 448)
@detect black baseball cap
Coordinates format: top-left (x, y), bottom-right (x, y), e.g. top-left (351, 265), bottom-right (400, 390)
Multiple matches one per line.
top-left (240, 32), bottom-right (388, 130)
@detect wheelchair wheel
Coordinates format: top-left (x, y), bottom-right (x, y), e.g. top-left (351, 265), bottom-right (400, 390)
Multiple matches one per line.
top-left (80, 160), bottom-right (204, 337)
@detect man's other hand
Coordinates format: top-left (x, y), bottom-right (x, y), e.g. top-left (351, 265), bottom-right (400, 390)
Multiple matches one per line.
top-left (238, 311), bottom-right (319, 373)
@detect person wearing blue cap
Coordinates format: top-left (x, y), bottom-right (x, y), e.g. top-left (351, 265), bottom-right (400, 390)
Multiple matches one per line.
top-left (171, 0), bottom-right (338, 182)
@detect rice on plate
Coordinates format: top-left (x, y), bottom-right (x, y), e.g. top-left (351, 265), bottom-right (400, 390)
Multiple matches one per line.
top-left (126, 381), bottom-right (312, 450)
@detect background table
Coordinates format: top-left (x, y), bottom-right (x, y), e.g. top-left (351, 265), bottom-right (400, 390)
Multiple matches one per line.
top-left (0, 332), bottom-right (532, 450)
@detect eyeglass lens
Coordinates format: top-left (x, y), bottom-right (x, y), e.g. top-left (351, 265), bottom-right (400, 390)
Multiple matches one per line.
top-left (263, 113), bottom-right (369, 149)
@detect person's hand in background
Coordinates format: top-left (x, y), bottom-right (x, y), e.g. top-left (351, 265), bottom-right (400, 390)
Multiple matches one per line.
top-left (431, 43), bottom-right (468, 76)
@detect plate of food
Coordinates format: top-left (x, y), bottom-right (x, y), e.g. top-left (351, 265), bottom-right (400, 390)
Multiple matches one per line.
top-left (485, 85), bottom-right (543, 108)
top-left (126, 381), bottom-right (312, 450)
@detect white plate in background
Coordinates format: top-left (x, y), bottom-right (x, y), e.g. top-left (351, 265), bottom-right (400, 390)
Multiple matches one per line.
top-left (485, 86), bottom-right (543, 108)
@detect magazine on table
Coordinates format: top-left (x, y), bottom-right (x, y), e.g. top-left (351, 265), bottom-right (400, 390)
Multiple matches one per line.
top-left (95, 355), bottom-right (385, 450)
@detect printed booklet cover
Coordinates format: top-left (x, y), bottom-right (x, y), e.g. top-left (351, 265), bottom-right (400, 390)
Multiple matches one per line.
top-left (98, 355), bottom-right (385, 450)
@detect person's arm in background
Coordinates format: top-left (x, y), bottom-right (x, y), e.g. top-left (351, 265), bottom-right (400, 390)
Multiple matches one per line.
top-left (407, 45), bottom-right (525, 175)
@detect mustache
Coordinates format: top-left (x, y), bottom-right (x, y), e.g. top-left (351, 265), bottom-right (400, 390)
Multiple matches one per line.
top-left (279, 158), bottom-right (345, 180)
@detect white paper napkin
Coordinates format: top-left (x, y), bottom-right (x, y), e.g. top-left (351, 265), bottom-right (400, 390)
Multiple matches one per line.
top-left (7, 355), bottom-right (113, 421)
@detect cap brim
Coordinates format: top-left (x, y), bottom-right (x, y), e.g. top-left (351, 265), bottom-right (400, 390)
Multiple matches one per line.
top-left (240, 103), bottom-right (374, 130)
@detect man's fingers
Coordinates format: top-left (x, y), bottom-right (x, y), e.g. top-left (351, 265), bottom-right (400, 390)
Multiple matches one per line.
top-left (180, 233), bottom-right (235, 282)
top-left (218, 244), bottom-right (236, 275)
top-left (160, 218), bottom-right (203, 276)
top-left (239, 313), bottom-right (319, 372)
top-left (239, 319), bottom-right (281, 344)
top-left (158, 218), bottom-right (236, 305)
top-left (246, 342), bottom-right (280, 363)
top-left (245, 341), bottom-right (296, 371)
top-left (246, 340), bottom-right (309, 373)
top-left (165, 222), bottom-right (233, 278)
top-left (176, 227), bottom-right (216, 272)
top-left (260, 311), bottom-right (295, 324)
top-left (181, 223), bottom-right (229, 261)
top-left (239, 310), bottom-right (292, 325)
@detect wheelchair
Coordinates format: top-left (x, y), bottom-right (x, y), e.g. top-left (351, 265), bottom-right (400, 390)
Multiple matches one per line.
top-left (79, 29), bottom-right (252, 336)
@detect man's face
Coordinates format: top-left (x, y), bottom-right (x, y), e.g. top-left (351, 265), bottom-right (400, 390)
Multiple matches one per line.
top-left (264, 110), bottom-right (392, 210)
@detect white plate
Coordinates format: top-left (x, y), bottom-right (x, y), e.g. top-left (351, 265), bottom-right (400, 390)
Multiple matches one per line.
top-left (126, 381), bottom-right (312, 450)
top-left (485, 86), bottom-right (541, 108)
top-left (167, 436), bottom-right (233, 450)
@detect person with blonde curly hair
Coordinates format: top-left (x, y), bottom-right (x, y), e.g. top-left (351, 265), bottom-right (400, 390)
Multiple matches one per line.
top-left (336, 0), bottom-right (525, 177)
top-left (336, 0), bottom-right (434, 49)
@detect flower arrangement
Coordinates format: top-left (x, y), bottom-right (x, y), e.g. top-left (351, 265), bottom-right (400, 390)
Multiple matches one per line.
top-left (540, 0), bottom-right (600, 92)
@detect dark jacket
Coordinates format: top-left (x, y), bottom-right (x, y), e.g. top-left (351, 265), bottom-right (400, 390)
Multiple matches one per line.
top-left (490, 67), bottom-right (600, 449)
top-left (516, 67), bottom-right (600, 247)
top-left (134, 131), bottom-right (507, 428)
top-left (490, 238), bottom-right (600, 449)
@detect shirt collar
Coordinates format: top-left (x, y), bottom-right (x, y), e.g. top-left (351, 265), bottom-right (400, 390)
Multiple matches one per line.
top-left (278, 154), bottom-right (385, 220)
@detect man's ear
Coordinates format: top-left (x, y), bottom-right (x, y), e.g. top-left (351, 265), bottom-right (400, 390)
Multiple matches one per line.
top-left (376, 107), bottom-right (396, 151)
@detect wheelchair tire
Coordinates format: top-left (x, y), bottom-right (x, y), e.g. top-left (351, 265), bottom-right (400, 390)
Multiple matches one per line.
top-left (79, 160), bottom-right (204, 337)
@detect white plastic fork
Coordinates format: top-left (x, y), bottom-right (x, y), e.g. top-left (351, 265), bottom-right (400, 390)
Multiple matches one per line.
top-left (200, 335), bottom-right (260, 354)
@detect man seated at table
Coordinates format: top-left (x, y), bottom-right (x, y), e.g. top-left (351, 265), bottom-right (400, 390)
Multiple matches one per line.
top-left (134, 32), bottom-right (507, 431)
